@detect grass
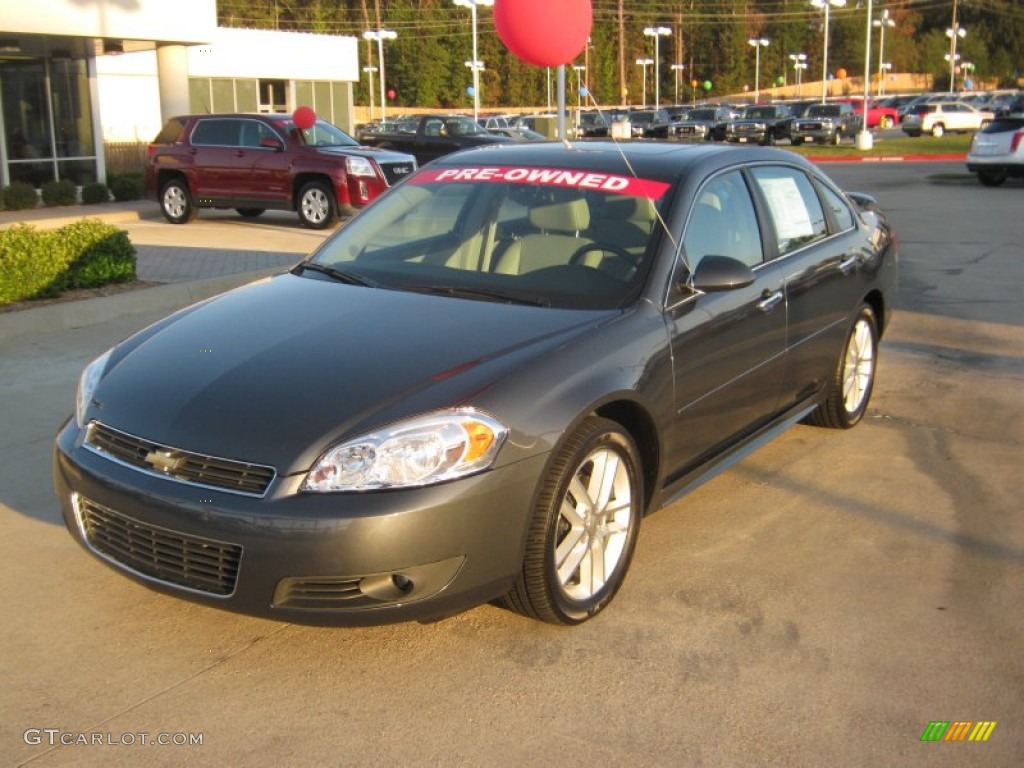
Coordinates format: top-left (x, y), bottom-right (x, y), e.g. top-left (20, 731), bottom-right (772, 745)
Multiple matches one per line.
top-left (786, 132), bottom-right (972, 158)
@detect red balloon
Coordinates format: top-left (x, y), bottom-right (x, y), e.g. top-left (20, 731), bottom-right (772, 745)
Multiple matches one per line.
top-left (293, 106), bottom-right (316, 130)
top-left (387, 89), bottom-right (396, 100)
top-left (494, 0), bottom-right (592, 68)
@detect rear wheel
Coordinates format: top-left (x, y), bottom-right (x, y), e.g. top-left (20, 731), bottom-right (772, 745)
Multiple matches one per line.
top-left (806, 304), bottom-right (878, 429)
top-left (931, 123), bottom-right (945, 137)
top-left (236, 208), bottom-right (265, 218)
top-left (502, 417), bottom-right (642, 625)
top-left (296, 181), bottom-right (337, 229)
top-left (879, 115), bottom-right (894, 129)
top-left (978, 170), bottom-right (1007, 187)
top-left (159, 178), bottom-right (196, 224)
top-left (791, 137), bottom-right (804, 146)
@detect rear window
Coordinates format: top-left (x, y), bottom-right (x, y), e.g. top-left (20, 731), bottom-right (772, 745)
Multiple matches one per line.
top-left (981, 118), bottom-right (1024, 134)
top-left (152, 118), bottom-right (187, 145)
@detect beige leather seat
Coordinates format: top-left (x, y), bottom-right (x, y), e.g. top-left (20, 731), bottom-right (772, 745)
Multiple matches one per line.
top-left (494, 196), bottom-right (593, 275)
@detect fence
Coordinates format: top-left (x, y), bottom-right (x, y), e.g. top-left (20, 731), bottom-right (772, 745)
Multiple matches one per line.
top-left (103, 141), bottom-right (148, 176)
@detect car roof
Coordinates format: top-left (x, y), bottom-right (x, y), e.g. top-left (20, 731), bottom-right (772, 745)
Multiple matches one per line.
top-left (423, 141), bottom-right (816, 184)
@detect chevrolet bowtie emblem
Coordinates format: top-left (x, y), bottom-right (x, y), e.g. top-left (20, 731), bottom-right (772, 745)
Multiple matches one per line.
top-left (145, 449), bottom-right (185, 473)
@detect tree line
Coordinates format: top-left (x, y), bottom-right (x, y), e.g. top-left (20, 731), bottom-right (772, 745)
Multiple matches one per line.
top-left (216, 1), bottom-right (1024, 108)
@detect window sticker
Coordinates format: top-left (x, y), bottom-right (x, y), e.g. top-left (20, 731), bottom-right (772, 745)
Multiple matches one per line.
top-left (411, 166), bottom-right (670, 200)
top-left (757, 176), bottom-right (814, 241)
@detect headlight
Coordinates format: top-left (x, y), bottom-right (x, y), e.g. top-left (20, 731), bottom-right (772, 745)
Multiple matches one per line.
top-left (302, 408), bottom-right (508, 492)
top-left (76, 349), bottom-right (112, 427)
top-left (345, 156), bottom-right (377, 178)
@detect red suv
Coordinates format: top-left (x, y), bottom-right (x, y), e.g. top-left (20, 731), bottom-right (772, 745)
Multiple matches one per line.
top-left (145, 113), bottom-right (417, 229)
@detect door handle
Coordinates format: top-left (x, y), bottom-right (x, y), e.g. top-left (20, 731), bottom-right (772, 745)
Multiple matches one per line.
top-left (757, 290), bottom-right (783, 312)
top-left (838, 254), bottom-right (859, 274)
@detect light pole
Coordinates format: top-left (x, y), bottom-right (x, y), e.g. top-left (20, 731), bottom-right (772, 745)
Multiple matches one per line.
top-left (789, 53), bottom-right (808, 97)
top-left (671, 63), bottom-right (685, 104)
top-left (747, 38), bottom-right (769, 102)
top-left (856, 0), bottom-right (875, 150)
top-left (643, 26), bottom-right (671, 107)
top-left (873, 9), bottom-right (895, 97)
top-left (635, 58), bottom-right (653, 108)
top-left (810, 0), bottom-right (847, 103)
top-left (362, 29), bottom-right (397, 121)
top-left (453, 0), bottom-right (493, 122)
top-left (573, 64), bottom-right (586, 132)
top-left (946, 24), bottom-right (966, 94)
top-left (362, 65), bottom-right (378, 122)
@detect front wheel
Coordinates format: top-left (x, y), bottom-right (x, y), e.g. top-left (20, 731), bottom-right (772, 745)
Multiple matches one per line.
top-left (931, 123), bottom-right (945, 138)
top-left (296, 181), bottom-right (337, 229)
top-left (159, 178), bottom-right (196, 224)
top-left (832, 129), bottom-right (843, 146)
top-left (879, 116), bottom-right (894, 129)
top-left (806, 304), bottom-right (878, 429)
top-left (502, 417), bottom-right (643, 625)
top-left (791, 137), bottom-right (804, 146)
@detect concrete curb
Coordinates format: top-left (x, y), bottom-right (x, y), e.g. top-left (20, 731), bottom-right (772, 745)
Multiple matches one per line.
top-left (0, 268), bottom-right (280, 341)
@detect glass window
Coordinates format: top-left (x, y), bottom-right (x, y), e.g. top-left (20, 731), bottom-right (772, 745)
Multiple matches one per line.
top-left (49, 58), bottom-right (94, 159)
top-left (749, 166), bottom-right (828, 255)
top-left (191, 119), bottom-right (240, 146)
top-left (818, 183), bottom-right (855, 233)
top-left (682, 170), bottom-right (763, 271)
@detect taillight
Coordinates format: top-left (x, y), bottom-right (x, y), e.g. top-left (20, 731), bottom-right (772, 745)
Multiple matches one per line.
top-left (145, 144), bottom-right (156, 161)
top-left (1011, 131), bottom-right (1024, 152)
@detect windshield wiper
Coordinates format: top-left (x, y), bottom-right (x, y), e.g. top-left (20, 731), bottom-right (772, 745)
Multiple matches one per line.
top-left (292, 262), bottom-right (379, 288)
top-left (411, 284), bottom-right (550, 307)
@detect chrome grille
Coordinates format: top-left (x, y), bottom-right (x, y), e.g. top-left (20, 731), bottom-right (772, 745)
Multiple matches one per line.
top-left (85, 422), bottom-right (275, 496)
top-left (74, 495), bottom-right (241, 597)
top-left (379, 160), bottom-right (416, 187)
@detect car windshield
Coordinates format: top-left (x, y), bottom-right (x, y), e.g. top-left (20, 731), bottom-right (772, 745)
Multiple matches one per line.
top-left (443, 117), bottom-right (490, 136)
top-left (808, 105), bottom-right (841, 117)
top-left (289, 118), bottom-right (360, 147)
top-left (308, 168), bottom-right (672, 311)
top-left (687, 109), bottom-right (717, 121)
top-left (743, 107), bottom-right (777, 119)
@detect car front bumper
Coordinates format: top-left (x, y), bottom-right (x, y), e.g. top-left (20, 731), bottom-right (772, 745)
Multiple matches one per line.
top-left (54, 418), bottom-right (546, 626)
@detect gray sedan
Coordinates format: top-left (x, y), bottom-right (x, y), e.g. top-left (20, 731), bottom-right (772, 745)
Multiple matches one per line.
top-left (55, 142), bottom-right (898, 626)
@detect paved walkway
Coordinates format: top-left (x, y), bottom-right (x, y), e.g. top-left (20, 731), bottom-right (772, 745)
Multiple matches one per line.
top-left (0, 201), bottom-right (322, 339)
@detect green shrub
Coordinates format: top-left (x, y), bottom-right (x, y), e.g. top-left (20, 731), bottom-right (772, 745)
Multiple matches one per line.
top-left (2, 181), bottom-right (39, 211)
top-left (81, 182), bottom-right (110, 205)
top-left (109, 173), bottom-right (145, 202)
top-left (41, 179), bottom-right (78, 206)
top-left (0, 219), bottom-right (136, 305)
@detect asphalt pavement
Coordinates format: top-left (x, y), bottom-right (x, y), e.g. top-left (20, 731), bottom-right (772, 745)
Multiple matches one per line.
top-left (2, 163), bottom-right (1022, 767)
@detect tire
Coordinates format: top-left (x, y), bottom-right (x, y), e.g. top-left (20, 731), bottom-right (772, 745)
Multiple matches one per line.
top-left (791, 137), bottom-right (804, 146)
top-left (978, 170), bottom-right (1007, 187)
top-left (502, 417), bottom-right (643, 625)
top-left (159, 178), bottom-right (196, 224)
top-left (806, 304), bottom-right (878, 429)
top-left (236, 208), bottom-right (265, 218)
top-left (879, 116), bottom-right (894, 129)
top-left (296, 180), bottom-right (337, 229)
top-left (761, 131), bottom-right (776, 147)
top-left (931, 123), bottom-right (945, 138)
top-left (832, 129), bottom-right (842, 146)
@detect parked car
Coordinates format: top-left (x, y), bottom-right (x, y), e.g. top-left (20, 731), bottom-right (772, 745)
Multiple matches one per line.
top-left (359, 113), bottom-right (514, 166)
top-left (57, 142), bottom-right (897, 627)
top-left (145, 112), bottom-right (417, 229)
top-left (672, 106), bottom-right (734, 141)
top-left (790, 102), bottom-right (862, 145)
top-left (901, 101), bottom-right (994, 137)
top-left (627, 108), bottom-right (673, 138)
top-left (966, 115), bottom-right (1024, 186)
top-left (842, 98), bottom-right (900, 129)
top-left (724, 104), bottom-right (794, 146)
top-left (487, 127), bottom-right (548, 142)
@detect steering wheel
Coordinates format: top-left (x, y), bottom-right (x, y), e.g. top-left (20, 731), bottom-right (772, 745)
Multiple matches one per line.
top-left (568, 242), bottom-right (640, 271)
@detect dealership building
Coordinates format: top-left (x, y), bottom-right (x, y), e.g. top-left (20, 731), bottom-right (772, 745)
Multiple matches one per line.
top-left (0, 0), bottom-right (358, 188)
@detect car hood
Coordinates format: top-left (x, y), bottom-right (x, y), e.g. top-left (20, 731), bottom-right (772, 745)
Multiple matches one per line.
top-left (314, 145), bottom-right (415, 163)
top-left (91, 273), bottom-right (605, 473)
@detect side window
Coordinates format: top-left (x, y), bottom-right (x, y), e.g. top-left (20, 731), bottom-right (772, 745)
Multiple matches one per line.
top-left (191, 119), bottom-right (240, 147)
top-left (682, 170), bottom-right (763, 271)
top-left (818, 183), bottom-right (855, 233)
top-left (749, 166), bottom-right (828, 255)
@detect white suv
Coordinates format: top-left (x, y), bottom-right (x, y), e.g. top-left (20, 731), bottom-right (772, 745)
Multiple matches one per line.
top-left (902, 101), bottom-right (994, 137)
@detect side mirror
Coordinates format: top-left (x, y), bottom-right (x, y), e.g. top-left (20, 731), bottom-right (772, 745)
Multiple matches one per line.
top-left (260, 136), bottom-right (284, 151)
top-left (691, 255), bottom-right (756, 292)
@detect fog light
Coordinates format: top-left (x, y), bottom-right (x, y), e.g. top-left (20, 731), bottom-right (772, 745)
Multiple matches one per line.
top-left (392, 574), bottom-right (413, 593)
